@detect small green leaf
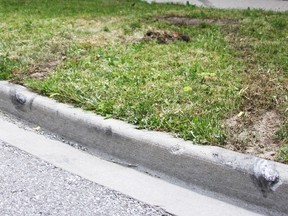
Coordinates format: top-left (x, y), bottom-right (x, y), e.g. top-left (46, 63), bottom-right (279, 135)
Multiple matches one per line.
top-left (49, 93), bottom-right (60, 98)
top-left (183, 86), bottom-right (192, 92)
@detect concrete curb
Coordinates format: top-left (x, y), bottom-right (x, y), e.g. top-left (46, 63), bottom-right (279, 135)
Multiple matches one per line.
top-left (0, 81), bottom-right (287, 214)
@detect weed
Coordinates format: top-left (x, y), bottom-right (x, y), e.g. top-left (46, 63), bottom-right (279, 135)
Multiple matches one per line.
top-left (0, 55), bottom-right (19, 80)
top-left (277, 144), bottom-right (288, 163)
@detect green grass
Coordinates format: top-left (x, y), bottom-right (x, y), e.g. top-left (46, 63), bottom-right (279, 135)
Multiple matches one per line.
top-left (0, 55), bottom-right (18, 79)
top-left (0, 0), bottom-right (287, 162)
top-left (276, 121), bottom-right (288, 162)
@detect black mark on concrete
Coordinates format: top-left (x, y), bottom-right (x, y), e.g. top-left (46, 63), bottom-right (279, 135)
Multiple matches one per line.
top-left (251, 159), bottom-right (281, 197)
top-left (29, 96), bottom-right (36, 111)
top-left (105, 126), bottom-right (113, 136)
top-left (9, 88), bottom-right (36, 112)
top-left (9, 88), bottom-right (26, 111)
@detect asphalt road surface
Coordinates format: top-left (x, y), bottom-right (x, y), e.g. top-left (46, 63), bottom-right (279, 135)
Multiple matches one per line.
top-left (0, 140), bottom-right (170, 216)
top-left (0, 110), bottom-right (169, 216)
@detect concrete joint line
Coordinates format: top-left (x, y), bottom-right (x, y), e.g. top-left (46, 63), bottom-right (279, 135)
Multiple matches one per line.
top-left (0, 81), bottom-right (287, 215)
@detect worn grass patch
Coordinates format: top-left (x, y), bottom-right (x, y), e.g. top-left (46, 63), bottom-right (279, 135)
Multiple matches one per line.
top-left (0, 0), bottom-right (287, 163)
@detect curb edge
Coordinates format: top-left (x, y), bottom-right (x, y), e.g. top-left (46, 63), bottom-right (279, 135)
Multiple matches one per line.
top-left (0, 81), bottom-right (287, 214)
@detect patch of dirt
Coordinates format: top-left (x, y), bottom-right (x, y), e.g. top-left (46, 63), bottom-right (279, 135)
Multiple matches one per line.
top-left (224, 111), bottom-right (282, 161)
top-left (143, 30), bottom-right (190, 44)
top-left (221, 25), bottom-right (288, 161)
top-left (11, 57), bottom-right (64, 84)
top-left (28, 58), bottom-right (63, 79)
top-left (157, 16), bottom-right (238, 27)
top-left (75, 17), bottom-right (124, 46)
top-left (77, 30), bottom-right (123, 46)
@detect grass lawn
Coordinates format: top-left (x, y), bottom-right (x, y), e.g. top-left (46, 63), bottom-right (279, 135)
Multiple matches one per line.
top-left (0, 0), bottom-right (287, 163)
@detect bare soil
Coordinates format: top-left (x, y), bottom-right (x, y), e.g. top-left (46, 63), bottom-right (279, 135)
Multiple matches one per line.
top-left (157, 16), bottom-right (238, 27)
top-left (225, 111), bottom-right (282, 161)
top-left (28, 58), bottom-right (62, 79)
top-left (10, 57), bottom-right (64, 86)
top-left (143, 30), bottom-right (190, 44)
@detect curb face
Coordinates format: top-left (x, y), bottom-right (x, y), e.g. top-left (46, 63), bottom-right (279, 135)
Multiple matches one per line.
top-left (0, 81), bottom-right (287, 214)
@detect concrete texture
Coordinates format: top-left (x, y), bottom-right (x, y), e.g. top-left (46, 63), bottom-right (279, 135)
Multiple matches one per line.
top-left (150, 0), bottom-right (288, 11)
top-left (0, 81), bottom-right (287, 215)
top-left (0, 141), bottom-right (170, 216)
top-left (0, 115), bottom-right (265, 216)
